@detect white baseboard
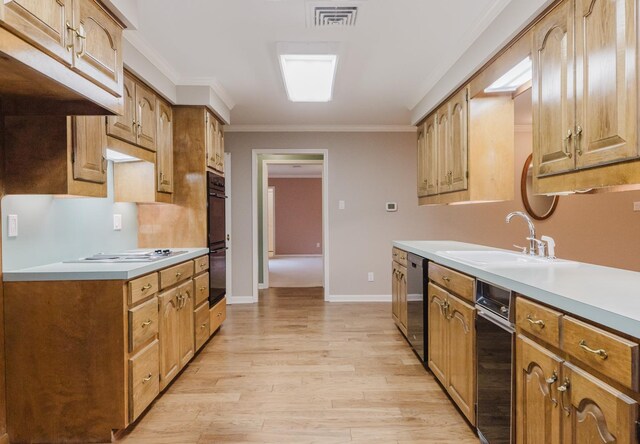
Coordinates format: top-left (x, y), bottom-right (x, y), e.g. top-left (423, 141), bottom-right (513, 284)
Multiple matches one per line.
top-left (273, 254), bottom-right (323, 257)
top-left (258, 283), bottom-right (268, 290)
top-left (327, 294), bottom-right (392, 303)
top-left (227, 296), bottom-right (256, 304)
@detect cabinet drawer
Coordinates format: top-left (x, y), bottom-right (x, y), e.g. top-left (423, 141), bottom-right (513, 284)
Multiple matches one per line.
top-left (128, 273), bottom-right (159, 306)
top-left (562, 316), bottom-right (639, 390)
top-left (129, 340), bottom-right (159, 422)
top-left (392, 247), bottom-right (407, 267)
top-left (515, 297), bottom-right (562, 348)
top-left (194, 302), bottom-right (210, 351)
top-left (194, 272), bottom-right (210, 307)
top-left (210, 297), bottom-right (227, 334)
top-left (194, 255), bottom-right (209, 275)
top-left (159, 261), bottom-right (194, 290)
top-left (428, 262), bottom-right (475, 303)
top-left (129, 297), bottom-right (158, 352)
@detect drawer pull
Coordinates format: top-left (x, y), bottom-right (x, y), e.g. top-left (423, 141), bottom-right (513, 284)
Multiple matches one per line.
top-left (141, 284), bottom-right (152, 291)
top-left (142, 373), bottom-right (153, 383)
top-left (200, 323), bottom-right (207, 330)
top-left (175, 272), bottom-right (182, 279)
top-left (526, 315), bottom-right (545, 329)
top-left (200, 286), bottom-right (207, 292)
top-left (441, 276), bottom-right (451, 282)
top-left (141, 319), bottom-right (153, 328)
top-left (579, 340), bottom-right (608, 360)
top-left (200, 263), bottom-right (207, 268)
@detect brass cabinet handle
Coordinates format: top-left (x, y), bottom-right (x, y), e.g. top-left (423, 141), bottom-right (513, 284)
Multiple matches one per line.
top-left (578, 340), bottom-right (608, 360)
top-left (545, 370), bottom-right (558, 406)
top-left (526, 315), bottom-right (545, 329)
top-left (575, 125), bottom-right (583, 156)
top-left (175, 272), bottom-right (182, 279)
top-left (217, 312), bottom-right (222, 318)
top-left (441, 276), bottom-right (451, 282)
top-left (176, 293), bottom-right (183, 310)
top-left (141, 319), bottom-right (152, 328)
top-left (141, 283), bottom-right (152, 291)
top-left (557, 378), bottom-right (571, 416)
top-left (562, 129), bottom-right (573, 159)
top-left (200, 286), bottom-right (207, 292)
top-left (200, 323), bottom-right (207, 330)
top-left (65, 22), bottom-right (79, 51)
top-left (142, 373), bottom-right (153, 383)
top-left (75, 24), bottom-right (86, 57)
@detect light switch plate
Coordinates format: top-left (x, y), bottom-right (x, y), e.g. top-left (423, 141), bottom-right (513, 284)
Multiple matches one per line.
top-left (338, 200), bottom-right (345, 210)
top-left (386, 202), bottom-right (398, 212)
top-left (368, 272), bottom-right (374, 282)
top-left (7, 215), bottom-right (18, 238)
top-left (113, 214), bottom-right (122, 231)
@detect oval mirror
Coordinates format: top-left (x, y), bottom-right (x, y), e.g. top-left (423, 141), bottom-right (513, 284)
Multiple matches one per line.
top-left (521, 153), bottom-right (559, 220)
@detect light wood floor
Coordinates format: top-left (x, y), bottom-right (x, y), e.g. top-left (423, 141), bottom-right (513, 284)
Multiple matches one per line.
top-left (120, 288), bottom-right (478, 443)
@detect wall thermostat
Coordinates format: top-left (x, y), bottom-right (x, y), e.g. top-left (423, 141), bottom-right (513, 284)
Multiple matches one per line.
top-left (386, 202), bottom-right (398, 212)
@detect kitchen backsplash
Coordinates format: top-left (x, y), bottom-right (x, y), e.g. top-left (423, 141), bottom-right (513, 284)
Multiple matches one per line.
top-left (1, 162), bottom-right (138, 270)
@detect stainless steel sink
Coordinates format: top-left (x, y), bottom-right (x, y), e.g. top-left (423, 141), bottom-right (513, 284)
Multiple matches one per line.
top-left (437, 250), bottom-right (576, 267)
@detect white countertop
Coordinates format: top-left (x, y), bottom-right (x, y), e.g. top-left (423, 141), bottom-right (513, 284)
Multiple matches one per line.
top-left (394, 240), bottom-right (640, 339)
top-left (3, 248), bottom-right (210, 282)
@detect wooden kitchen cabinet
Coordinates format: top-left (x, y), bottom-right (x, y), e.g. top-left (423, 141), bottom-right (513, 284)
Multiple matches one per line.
top-left (4, 114), bottom-right (107, 197)
top-left (158, 286), bottom-right (180, 390)
top-left (427, 276), bottom-right (476, 425)
top-left (107, 75), bottom-right (136, 144)
top-left (72, 0), bottom-right (123, 96)
top-left (533, 0), bottom-right (640, 193)
top-left (436, 88), bottom-right (468, 194)
top-left (156, 97), bottom-right (174, 193)
top-left (516, 334), bottom-right (562, 444)
top-left (391, 250), bottom-right (408, 335)
top-left (177, 280), bottom-right (195, 368)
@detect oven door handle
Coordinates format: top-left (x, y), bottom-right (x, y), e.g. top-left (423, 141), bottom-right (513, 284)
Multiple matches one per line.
top-left (476, 308), bottom-right (514, 333)
top-left (209, 192), bottom-right (228, 198)
top-left (210, 247), bottom-right (228, 254)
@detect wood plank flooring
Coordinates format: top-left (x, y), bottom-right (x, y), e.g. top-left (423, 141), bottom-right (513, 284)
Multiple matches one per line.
top-left (120, 287), bottom-right (478, 443)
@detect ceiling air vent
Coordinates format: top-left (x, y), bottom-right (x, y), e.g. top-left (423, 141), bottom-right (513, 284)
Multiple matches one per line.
top-left (306, 2), bottom-right (359, 27)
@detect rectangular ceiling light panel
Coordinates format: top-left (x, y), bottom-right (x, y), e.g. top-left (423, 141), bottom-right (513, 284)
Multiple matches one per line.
top-left (279, 54), bottom-right (338, 102)
top-left (484, 57), bottom-right (532, 93)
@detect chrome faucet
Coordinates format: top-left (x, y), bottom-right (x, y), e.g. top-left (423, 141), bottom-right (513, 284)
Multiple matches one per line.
top-left (506, 211), bottom-right (537, 256)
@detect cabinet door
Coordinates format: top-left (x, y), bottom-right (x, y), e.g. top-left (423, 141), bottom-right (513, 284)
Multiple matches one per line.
top-left (177, 281), bottom-right (195, 369)
top-left (156, 99), bottom-right (173, 193)
top-left (562, 362), bottom-right (638, 444)
top-left (72, 116), bottom-right (106, 184)
top-left (158, 289), bottom-right (180, 390)
top-left (1, 0), bottom-right (74, 66)
top-left (574, 0), bottom-right (638, 169)
top-left (532, 0), bottom-right (576, 177)
top-left (447, 88), bottom-right (469, 193)
top-left (72, 0), bottom-right (123, 96)
top-left (216, 126), bottom-right (225, 173)
top-left (391, 263), bottom-right (399, 321)
top-left (515, 335), bottom-right (562, 444)
top-left (205, 113), bottom-right (218, 170)
top-left (446, 293), bottom-right (476, 425)
top-left (398, 265), bottom-right (407, 331)
top-left (427, 283), bottom-right (448, 385)
top-left (424, 114), bottom-right (439, 196)
top-left (417, 124), bottom-right (428, 197)
top-left (436, 104), bottom-right (450, 193)
top-left (135, 82), bottom-right (157, 151)
top-left (107, 75), bottom-right (136, 144)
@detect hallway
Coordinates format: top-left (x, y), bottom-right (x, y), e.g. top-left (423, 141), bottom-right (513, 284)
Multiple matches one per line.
top-left (121, 288), bottom-right (477, 443)
top-left (268, 256), bottom-right (323, 288)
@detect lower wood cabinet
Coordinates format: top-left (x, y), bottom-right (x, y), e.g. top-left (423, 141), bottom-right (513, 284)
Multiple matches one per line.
top-left (129, 340), bottom-right (160, 422)
top-left (391, 254), bottom-right (407, 335)
top-left (195, 302), bottom-right (210, 351)
top-left (427, 282), bottom-right (476, 425)
top-left (210, 297), bottom-right (227, 334)
top-left (177, 280), bottom-right (195, 369)
top-left (516, 334), bottom-right (639, 444)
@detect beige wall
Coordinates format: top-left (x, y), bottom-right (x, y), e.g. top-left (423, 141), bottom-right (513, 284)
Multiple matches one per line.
top-left (226, 130), bottom-right (640, 300)
top-left (268, 178), bottom-right (322, 255)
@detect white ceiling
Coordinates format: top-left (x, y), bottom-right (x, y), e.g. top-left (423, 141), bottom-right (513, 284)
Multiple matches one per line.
top-left (268, 163), bottom-right (323, 178)
top-left (131, 0), bottom-right (513, 126)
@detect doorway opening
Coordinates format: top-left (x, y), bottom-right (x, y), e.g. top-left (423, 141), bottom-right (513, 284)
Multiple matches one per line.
top-left (252, 150), bottom-right (328, 302)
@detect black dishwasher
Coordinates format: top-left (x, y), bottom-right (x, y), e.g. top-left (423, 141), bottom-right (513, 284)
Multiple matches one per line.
top-left (406, 253), bottom-right (427, 362)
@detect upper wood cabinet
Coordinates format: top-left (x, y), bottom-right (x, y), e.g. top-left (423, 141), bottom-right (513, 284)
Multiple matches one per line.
top-left (1, 0), bottom-right (74, 66)
top-left (533, 0), bottom-right (640, 193)
top-left (156, 98), bottom-right (174, 194)
top-left (0, 0), bottom-right (124, 115)
top-left (206, 112), bottom-right (218, 171)
top-left (424, 114), bottom-right (438, 196)
top-left (72, 0), bottom-right (123, 96)
top-left (107, 73), bottom-right (157, 152)
top-left (447, 88), bottom-right (469, 193)
top-left (4, 115), bottom-right (107, 197)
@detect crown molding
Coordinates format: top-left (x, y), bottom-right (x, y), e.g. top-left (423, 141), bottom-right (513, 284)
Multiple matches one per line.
top-left (124, 32), bottom-right (181, 84)
top-left (178, 76), bottom-right (236, 110)
top-left (225, 124), bottom-right (417, 133)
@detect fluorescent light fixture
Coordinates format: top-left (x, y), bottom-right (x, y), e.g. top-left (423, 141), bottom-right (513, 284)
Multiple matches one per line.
top-left (106, 149), bottom-right (139, 163)
top-left (279, 54), bottom-right (337, 102)
top-left (484, 57), bottom-right (532, 93)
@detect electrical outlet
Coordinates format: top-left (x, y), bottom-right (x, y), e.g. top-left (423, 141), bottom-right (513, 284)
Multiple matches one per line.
top-left (368, 272), bottom-right (374, 282)
top-left (7, 214), bottom-right (18, 238)
top-left (316, 243), bottom-right (320, 248)
top-left (113, 214), bottom-right (122, 231)
top-left (634, 202), bottom-right (640, 212)
top-left (338, 200), bottom-right (345, 210)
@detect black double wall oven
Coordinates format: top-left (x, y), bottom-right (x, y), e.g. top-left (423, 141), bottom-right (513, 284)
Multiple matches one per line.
top-left (207, 172), bottom-right (227, 307)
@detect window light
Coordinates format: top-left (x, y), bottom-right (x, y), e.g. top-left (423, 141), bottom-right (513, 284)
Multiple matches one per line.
top-left (484, 57), bottom-right (532, 93)
top-left (279, 54), bottom-right (338, 102)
